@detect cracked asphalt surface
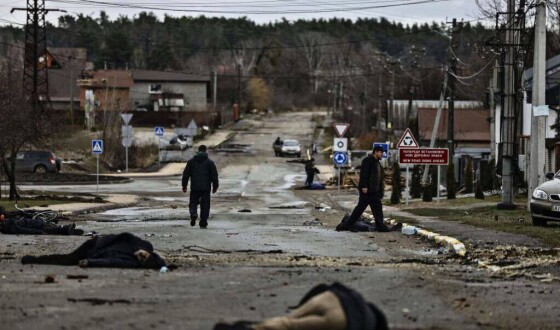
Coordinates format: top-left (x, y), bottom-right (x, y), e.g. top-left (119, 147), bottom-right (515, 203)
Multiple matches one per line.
top-left (1, 112), bottom-right (560, 329)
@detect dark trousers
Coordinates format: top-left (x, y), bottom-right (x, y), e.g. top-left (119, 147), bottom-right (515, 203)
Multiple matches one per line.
top-left (347, 190), bottom-right (384, 227)
top-left (189, 190), bottom-right (211, 224)
top-left (22, 238), bottom-right (97, 265)
top-left (305, 171), bottom-right (315, 186)
top-left (42, 223), bottom-right (72, 235)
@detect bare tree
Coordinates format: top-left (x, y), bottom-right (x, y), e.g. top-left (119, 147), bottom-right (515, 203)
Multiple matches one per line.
top-left (297, 32), bottom-right (330, 95)
top-left (0, 56), bottom-right (53, 200)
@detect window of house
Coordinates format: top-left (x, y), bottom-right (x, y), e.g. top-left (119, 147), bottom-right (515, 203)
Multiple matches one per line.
top-left (149, 84), bottom-right (162, 94)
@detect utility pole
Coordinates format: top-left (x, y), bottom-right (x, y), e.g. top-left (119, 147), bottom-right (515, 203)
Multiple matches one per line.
top-left (11, 1), bottom-right (64, 112)
top-left (213, 69), bottom-right (217, 110)
top-left (528, 0), bottom-right (547, 209)
top-left (377, 71), bottom-right (383, 139)
top-left (69, 68), bottom-right (74, 126)
top-left (237, 64), bottom-right (242, 110)
top-left (498, 0), bottom-right (517, 209)
top-left (446, 19), bottom-right (461, 199)
top-left (387, 58), bottom-right (400, 131)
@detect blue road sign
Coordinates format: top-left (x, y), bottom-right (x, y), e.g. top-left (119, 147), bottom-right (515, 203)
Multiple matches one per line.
top-left (333, 152), bottom-right (348, 166)
top-left (92, 140), bottom-right (103, 154)
top-left (155, 126), bottom-right (165, 136)
top-left (373, 142), bottom-right (389, 159)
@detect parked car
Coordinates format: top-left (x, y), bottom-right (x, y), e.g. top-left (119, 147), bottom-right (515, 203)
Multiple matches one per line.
top-left (13, 151), bottom-right (61, 174)
top-left (280, 139), bottom-right (301, 157)
top-left (530, 171), bottom-right (560, 226)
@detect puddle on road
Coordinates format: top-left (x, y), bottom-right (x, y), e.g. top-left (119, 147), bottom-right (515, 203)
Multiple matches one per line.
top-left (97, 207), bottom-right (187, 222)
top-left (264, 174), bottom-right (304, 192)
top-left (269, 201), bottom-right (309, 209)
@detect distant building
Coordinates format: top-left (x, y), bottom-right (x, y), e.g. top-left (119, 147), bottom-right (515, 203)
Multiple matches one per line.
top-left (130, 70), bottom-right (210, 112)
top-left (45, 48), bottom-right (90, 113)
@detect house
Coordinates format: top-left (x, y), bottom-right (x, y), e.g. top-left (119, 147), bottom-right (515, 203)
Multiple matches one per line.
top-left (129, 70), bottom-right (210, 112)
top-left (493, 54), bottom-right (560, 176)
top-left (45, 48), bottom-right (90, 114)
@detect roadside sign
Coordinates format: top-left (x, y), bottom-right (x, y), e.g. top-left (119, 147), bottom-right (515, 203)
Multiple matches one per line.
top-left (92, 140), bottom-right (103, 154)
top-left (333, 152), bottom-right (348, 166)
top-left (155, 126), bottom-right (165, 136)
top-left (121, 113), bottom-right (133, 125)
top-left (121, 125), bottom-right (133, 138)
top-left (373, 142), bottom-right (389, 159)
top-left (399, 148), bottom-right (449, 165)
top-left (333, 123), bottom-right (350, 137)
top-left (397, 128), bottom-right (419, 149)
top-left (333, 137), bottom-right (348, 152)
top-left (122, 137), bottom-right (133, 148)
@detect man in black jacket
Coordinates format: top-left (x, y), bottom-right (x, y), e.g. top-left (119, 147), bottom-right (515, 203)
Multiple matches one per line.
top-left (182, 145), bottom-right (219, 228)
top-left (336, 145), bottom-right (389, 232)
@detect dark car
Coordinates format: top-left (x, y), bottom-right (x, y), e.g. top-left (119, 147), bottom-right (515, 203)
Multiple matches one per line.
top-left (14, 151), bottom-right (61, 174)
top-left (530, 171), bottom-right (560, 226)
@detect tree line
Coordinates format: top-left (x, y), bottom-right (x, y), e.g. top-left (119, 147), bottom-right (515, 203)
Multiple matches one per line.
top-left (0, 13), bottom-right (496, 112)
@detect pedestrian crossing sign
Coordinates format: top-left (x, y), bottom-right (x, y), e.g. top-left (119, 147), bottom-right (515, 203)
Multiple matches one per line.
top-left (92, 140), bottom-right (103, 154)
top-left (155, 126), bottom-right (165, 136)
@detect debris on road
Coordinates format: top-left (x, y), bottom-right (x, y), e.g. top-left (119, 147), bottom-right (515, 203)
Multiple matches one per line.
top-left (238, 209), bottom-right (252, 213)
top-left (66, 274), bottom-right (89, 280)
top-left (303, 219), bottom-right (323, 226)
top-left (67, 298), bottom-right (131, 305)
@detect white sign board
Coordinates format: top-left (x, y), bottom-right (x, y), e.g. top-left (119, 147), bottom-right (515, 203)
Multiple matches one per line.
top-left (333, 123), bottom-right (350, 137)
top-left (397, 128), bottom-right (419, 148)
top-left (121, 113), bottom-right (133, 125)
top-left (122, 137), bottom-right (133, 148)
top-left (533, 105), bottom-right (549, 117)
top-left (121, 125), bottom-right (133, 138)
top-left (333, 137), bottom-right (348, 152)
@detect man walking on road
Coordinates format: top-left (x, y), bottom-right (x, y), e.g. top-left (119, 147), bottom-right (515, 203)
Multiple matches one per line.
top-left (336, 145), bottom-right (389, 232)
top-left (182, 145), bottom-right (219, 228)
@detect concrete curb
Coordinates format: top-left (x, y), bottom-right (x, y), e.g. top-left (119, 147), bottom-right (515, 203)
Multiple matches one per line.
top-left (397, 221), bottom-right (467, 257)
top-left (17, 178), bottom-right (133, 186)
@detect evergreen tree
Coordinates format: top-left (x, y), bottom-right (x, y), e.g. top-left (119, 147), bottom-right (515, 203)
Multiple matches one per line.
top-left (410, 165), bottom-right (422, 198)
top-left (447, 163), bottom-right (456, 199)
top-left (464, 157), bottom-right (473, 194)
top-left (422, 167), bottom-right (433, 202)
top-left (391, 162), bottom-right (401, 205)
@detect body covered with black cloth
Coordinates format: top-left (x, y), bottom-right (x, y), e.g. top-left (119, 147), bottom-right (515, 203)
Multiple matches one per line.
top-left (21, 233), bottom-right (166, 269)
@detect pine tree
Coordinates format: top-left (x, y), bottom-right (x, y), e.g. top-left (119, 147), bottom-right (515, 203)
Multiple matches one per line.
top-left (447, 163), bottom-right (456, 199)
top-left (422, 168), bottom-right (433, 202)
top-left (464, 157), bottom-right (473, 194)
top-left (391, 162), bottom-right (401, 205)
top-left (410, 165), bottom-right (422, 198)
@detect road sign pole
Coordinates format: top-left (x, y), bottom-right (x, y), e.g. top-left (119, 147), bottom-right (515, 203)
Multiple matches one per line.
top-left (406, 165), bottom-right (409, 206)
top-left (125, 145), bottom-right (129, 173)
top-left (437, 165), bottom-right (441, 203)
top-left (337, 165), bottom-right (340, 194)
top-left (158, 137), bottom-right (161, 165)
top-left (96, 154), bottom-right (99, 196)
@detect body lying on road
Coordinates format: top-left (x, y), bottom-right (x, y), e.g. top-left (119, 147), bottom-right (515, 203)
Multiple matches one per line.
top-left (21, 232), bottom-right (166, 269)
top-left (214, 282), bottom-right (388, 330)
top-left (0, 212), bottom-right (83, 235)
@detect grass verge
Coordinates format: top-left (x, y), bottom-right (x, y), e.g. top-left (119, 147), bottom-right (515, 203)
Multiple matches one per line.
top-left (405, 206), bottom-right (560, 246)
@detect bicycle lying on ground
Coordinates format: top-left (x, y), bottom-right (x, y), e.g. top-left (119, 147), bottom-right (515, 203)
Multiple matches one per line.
top-left (11, 201), bottom-right (61, 224)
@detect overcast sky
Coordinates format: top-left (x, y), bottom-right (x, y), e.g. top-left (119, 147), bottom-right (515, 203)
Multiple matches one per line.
top-left (0, 0), bottom-right (485, 28)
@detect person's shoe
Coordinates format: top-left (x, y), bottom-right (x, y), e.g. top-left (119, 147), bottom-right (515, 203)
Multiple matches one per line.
top-left (375, 225), bottom-right (391, 232)
top-left (336, 221), bottom-right (349, 232)
top-left (66, 223), bottom-right (76, 235)
top-left (190, 214), bottom-right (198, 226)
top-left (199, 221), bottom-right (208, 229)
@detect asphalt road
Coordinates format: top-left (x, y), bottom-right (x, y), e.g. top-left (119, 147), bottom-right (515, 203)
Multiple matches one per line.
top-left (2, 112), bottom-right (560, 330)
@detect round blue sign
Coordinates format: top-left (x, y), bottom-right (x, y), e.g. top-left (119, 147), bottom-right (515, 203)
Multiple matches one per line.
top-left (333, 152), bottom-right (348, 165)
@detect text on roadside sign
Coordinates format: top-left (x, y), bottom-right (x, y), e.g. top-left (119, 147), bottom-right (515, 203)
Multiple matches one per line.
top-left (399, 148), bottom-right (449, 165)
